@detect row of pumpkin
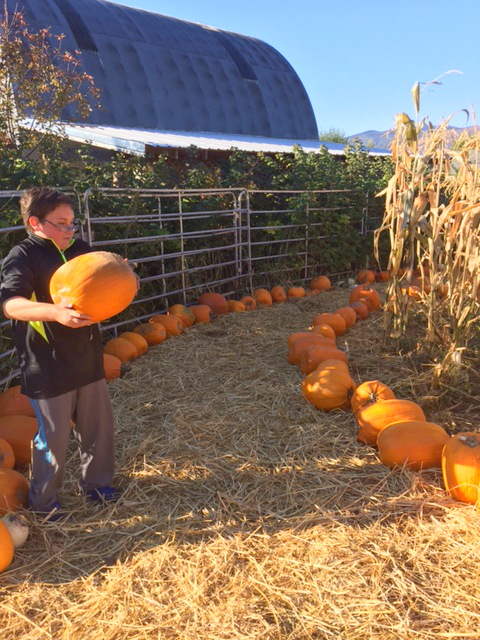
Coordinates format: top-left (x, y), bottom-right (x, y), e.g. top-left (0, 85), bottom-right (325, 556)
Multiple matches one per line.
top-left (288, 286), bottom-right (480, 509)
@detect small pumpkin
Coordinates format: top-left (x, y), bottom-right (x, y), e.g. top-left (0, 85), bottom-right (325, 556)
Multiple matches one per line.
top-left (376, 271), bottom-right (389, 283)
top-left (118, 332), bottom-right (149, 356)
top-left (253, 288), bottom-right (273, 307)
top-left (311, 323), bottom-right (337, 342)
top-left (0, 519), bottom-right (14, 574)
top-left (189, 305), bottom-right (212, 324)
top-left (349, 285), bottom-right (381, 311)
top-left (300, 345), bottom-right (349, 375)
top-left (197, 292), bottom-right (229, 315)
top-left (310, 275), bottom-right (331, 291)
top-left (0, 386), bottom-right (35, 419)
top-left (49, 251), bottom-right (137, 323)
top-left (351, 380), bottom-right (395, 415)
top-left (103, 353), bottom-right (122, 382)
top-left (239, 295), bottom-right (257, 311)
top-left (356, 399), bottom-right (426, 447)
top-left (0, 415), bottom-right (38, 465)
top-left (168, 304), bottom-right (195, 328)
top-left (149, 314), bottom-right (184, 336)
top-left (302, 366), bottom-right (356, 411)
top-left (411, 277), bottom-right (431, 294)
top-left (378, 420), bottom-right (450, 471)
top-left (349, 301), bottom-right (369, 320)
top-left (133, 323), bottom-right (167, 345)
top-left (1, 513), bottom-right (29, 548)
top-left (356, 269), bottom-right (376, 284)
top-left (312, 313), bottom-right (347, 337)
top-left (441, 433), bottom-right (480, 506)
top-left (0, 467), bottom-right (29, 515)
top-left (287, 286), bottom-right (305, 299)
top-left (401, 285), bottom-right (422, 301)
top-left (271, 286), bottom-right (287, 303)
top-left (0, 438), bottom-right (15, 469)
top-left (103, 337), bottom-right (138, 362)
top-left (227, 300), bottom-right (246, 313)
top-left (334, 307), bottom-right (357, 328)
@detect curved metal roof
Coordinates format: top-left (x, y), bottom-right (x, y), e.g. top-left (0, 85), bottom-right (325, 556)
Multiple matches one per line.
top-left (4, 0), bottom-right (318, 140)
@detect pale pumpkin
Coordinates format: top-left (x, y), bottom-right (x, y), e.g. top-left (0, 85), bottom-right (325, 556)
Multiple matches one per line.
top-left (0, 386), bottom-right (35, 419)
top-left (356, 399), bottom-right (426, 446)
top-left (0, 415), bottom-right (39, 465)
top-left (302, 366), bottom-right (356, 412)
top-left (49, 251), bottom-right (137, 323)
top-left (351, 380), bottom-right (396, 415)
top-left (378, 421), bottom-right (450, 470)
top-left (118, 332), bottom-right (149, 356)
top-left (441, 433), bottom-right (480, 506)
top-left (0, 467), bottom-right (29, 514)
top-left (133, 323), bottom-right (167, 345)
top-left (103, 337), bottom-right (138, 362)
top-left (197, 292), bottom-right (229, 315)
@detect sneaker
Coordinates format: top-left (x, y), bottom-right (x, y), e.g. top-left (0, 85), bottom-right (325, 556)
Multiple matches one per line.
top-left (33, 501), bottom-right (71, 523)
top-left (84, 486), bottom-right (121, 503)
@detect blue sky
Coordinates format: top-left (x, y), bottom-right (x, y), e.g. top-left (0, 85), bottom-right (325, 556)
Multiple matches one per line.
top-left (114, 0), bottom-right (479, 136)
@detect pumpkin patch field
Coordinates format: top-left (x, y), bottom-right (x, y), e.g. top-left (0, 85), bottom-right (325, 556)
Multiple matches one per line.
top-left (1, 285), bottom-right (480, 639)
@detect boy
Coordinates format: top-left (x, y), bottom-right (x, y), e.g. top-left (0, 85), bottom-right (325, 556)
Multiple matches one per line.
top-left (0, 187), bottom-right (119, 520)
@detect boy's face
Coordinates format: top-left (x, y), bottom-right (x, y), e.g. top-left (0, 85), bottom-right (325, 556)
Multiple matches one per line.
top-left (29, 204), bottom-right (76, 251)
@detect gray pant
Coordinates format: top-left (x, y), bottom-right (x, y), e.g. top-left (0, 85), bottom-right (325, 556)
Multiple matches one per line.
top-left (28, 379), bottom-right (115, 511)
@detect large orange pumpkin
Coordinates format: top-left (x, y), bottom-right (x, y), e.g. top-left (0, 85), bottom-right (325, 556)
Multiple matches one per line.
top-left (197, 292), bottom-right (229, 315)
top-left (118, 332), bottom-right (149, 356)
top-left (351, 380), bottom-right (396, 415)
top-left (287, 332), bottom-right (335, 348)
top-left (334, 307), bottom-right (357, 328)
top-left (253, 288), bottom-right (273, 306)
top-left (271, 286), bottom-right (287, 303)
top-left (0, 467), bottom-right (29, 515)
top-left (0, 438), bottom-right (15, 469)
top-left (168, 304), bottom-right (195, 328)
top-left (0, 386), bottom-right (35, 419)
top-left (356, 399), bottom-right (426, 446)
top-left (240, 295), bottom-right (257, 311)
top-left (300, 345), bottom-right (349, 375)
top-left (378, 421), bottom-right (450, 471)
top-left (288, 335), bottom-right (335, 366)
top-left (227, 300), bottom-right (246, 313)
top-left (302, 366), bottom-right (356, 411)
top-left (441, 433), bottom-right (480, 506)
top-left (287, 286), bottom-right (305, 299)
top-left (356, 269), bottom-right (375, 284)
top-left (310, 275), bottom-right (331, 291)
top-left (349, 301), bottom-right (369, 320)
top-left (312, 313), bottom-right (347, 337)
top-left (149, 314), bottom-right (184, 336)
top-left (189, 305), bottom-right (213, 324)
top-left (103, 353), bottom-right (122, 382)
top-left (133, 323), bottom-right (167, 345)
top-left (49, 251), bottom-right (137, 323)
top-left (103, 337), bottom-right (138, 362)
top-left (0, 415), bottom-right (38, 465)
top-left (311, 323), bottom-right (337, 342)
top-left (349, 285), bottom-right (381, 311)
top-left (0, 519), bottom-right (14, 573)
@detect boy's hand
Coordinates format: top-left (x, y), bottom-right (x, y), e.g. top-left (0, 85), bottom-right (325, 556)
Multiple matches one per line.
top-left (54, 302), bottom-right (92, 328)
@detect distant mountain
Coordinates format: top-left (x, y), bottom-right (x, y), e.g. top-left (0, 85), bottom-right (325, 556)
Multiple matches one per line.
top-left (349, 125), bottom-right (476, 151)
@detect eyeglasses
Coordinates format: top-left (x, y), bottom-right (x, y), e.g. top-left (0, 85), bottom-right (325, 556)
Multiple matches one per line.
top-left (43, 218), bottom-right (80, 233)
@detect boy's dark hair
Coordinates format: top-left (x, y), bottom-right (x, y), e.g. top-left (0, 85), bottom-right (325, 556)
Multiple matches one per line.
top-left (20, 188), bottom-right (74, 229)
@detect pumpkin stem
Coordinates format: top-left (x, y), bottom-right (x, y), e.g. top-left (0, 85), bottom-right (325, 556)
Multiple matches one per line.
top-left (458, 435), bottom-right (480, 448)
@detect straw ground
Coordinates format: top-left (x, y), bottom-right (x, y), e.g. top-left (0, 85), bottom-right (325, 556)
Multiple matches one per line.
top-left (1, 287), bottom-right (480, 639)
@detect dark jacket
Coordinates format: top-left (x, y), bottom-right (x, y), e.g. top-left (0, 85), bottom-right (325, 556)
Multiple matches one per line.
top-left (1, 234), bottom-right (104, 398)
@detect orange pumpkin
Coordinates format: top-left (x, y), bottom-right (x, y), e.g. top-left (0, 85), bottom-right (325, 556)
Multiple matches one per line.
top-left (253, 288), bottom-right (273, 306)
top-left (237, 295), bottom-right (255, 311)
top-left (300, 345), bottom-right (349, 375)
top-left (411, 277), bottom-right (431, 294)
top-left (436, 283), bottom-right (448, 298)
top-left (227, 300), bottom-right (246, 313)
top-left (312, 313), bottom-right (347, 337)
top-left (351, 380), bottom-right (395, 415)
top-left (288, 334), bottom-right (336, 366)
top-left (168, 304), bottom-right (195, 328)
top-left (103, 337), bottom-right (138, 362)
top-left (133, 323), bottom-right (167, 345)
top-left (0, 438), bottom-right (15, 469)
top-left (190, 305), bottom-right (213, 324)
top-left (358, 296), bottom-right (375, 312)
top-left (49, 251), bottom-right (137, 323)
top-left (287, 286), bottom-right (305, 298)
top-left (441, 433), bottom-right (480, 506)
top-left (271, 286), bottom-right (287, 303)
top-left (311, 323), bottom-right (337, 342)
top-left (302, 366), bottom-right (356, 411)
top-left (349, 301), bottom-right (369, 320)
top-left (0, 467), bottom-right (29, 515)
top-left (103, 353), bottom-right (122, 382)
top-left (376, 271), bottom-right (389, 283)
top-left (356, 399), bottom-right (426, 446)
top-left (316, 359), bottom-right (349, 372)
top-left (401, 285), bottom-right (422, 301)
top-left (0, 519), bottom-right (14, 573)
top-left (334, 307), bottom-right (357, 328)
top-left (118, 332), bottom-right (149, 356)
top-left (287, 331), bottom-right (335, 349)
top-left (0, 415), bottom-right (38, 465)
top-left (197, 292), bottom-right (229, 315)
top-left (349, 285), bottom-right (381, 311)
top-left (356, 269), bottom-right (376, 284)
top-left (0, 386), bottom-right (35, 419)
top-left (310, 275), bottom-right (331, 291)
top-left (149, 314), bottom-right (184, 336)
top-left (378, 421), bottom-right (450, 471)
